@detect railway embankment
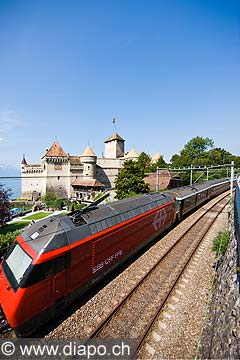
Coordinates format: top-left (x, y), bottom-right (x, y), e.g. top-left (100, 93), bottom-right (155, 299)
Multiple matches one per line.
top-left (199, 207), bottom-right (240, 359)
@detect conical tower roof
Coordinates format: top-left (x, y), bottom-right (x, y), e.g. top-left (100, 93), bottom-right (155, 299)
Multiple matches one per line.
top-left (43, 141), bottom-right (67, 157)
top-left (125, 148), bottom-right (139, 159)
top-left (152, 152), bottom-right (161, 162)
top-left (80, 145), bottom-right (96, 157)
top-left (21, 154), bottom-right (27, 165)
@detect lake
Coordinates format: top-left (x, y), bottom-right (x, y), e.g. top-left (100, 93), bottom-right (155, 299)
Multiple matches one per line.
top-left (0, 178), bottom-right (21, 199)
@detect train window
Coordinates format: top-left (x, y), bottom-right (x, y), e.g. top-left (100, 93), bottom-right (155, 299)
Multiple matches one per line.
top-left (21, 263), bottom-right (53, 287)
top-left (21, 254), bottom-right (70, 287)
top-left (3, 243), bottom-right (32, 291)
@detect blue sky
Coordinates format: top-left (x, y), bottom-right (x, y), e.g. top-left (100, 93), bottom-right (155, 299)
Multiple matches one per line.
top-left (0, 0), bottom-right (240, 168)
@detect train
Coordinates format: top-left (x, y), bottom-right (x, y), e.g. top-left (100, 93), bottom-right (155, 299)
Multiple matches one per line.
top-left (0, 178), bottom-right (232, 336)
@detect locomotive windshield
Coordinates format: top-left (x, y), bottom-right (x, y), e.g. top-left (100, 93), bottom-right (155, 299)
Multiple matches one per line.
top-left (2, 242), bottom-right (32, 291)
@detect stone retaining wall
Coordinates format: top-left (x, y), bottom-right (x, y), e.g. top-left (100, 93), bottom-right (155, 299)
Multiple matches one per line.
top-left (199, 210), bottom-right (240, 359)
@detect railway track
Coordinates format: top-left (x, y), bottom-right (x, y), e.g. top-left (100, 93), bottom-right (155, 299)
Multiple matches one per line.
top-left (84, 192), bottom-right (229, 355)
top-left (1, 192), bottom-right (230, 342)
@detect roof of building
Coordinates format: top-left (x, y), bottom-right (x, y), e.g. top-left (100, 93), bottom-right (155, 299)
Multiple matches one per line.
top-left (80, 146), bottom-right (96, 157)
top-left (71, 178), bottom-right (104, 187)
top-left (69, 156), bottom-right (82, 165)
top-left (144, 170), bottom-right (171, 191)
top-left (43, 141), bottom-right (68, 158)
top-left (105, 133), bottom-right (125, 143)
top-left (125, 148), bottom-right (139, 159)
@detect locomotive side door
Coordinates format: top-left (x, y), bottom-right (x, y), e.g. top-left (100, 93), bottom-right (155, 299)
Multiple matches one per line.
top-left (52, 253), bottom-right (70, 303)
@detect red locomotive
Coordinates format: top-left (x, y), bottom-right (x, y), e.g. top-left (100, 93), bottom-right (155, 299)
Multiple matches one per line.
top-left (0, 192), bottom-right (176, 336)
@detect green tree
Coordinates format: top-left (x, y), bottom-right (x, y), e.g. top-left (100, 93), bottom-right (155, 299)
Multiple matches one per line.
top-left (208, 148), bottom-right (232, 165)
top-left (41, 192), bottom-right (58, 208)
top-left (181, 136), bottom-right (214, 159)
top-left (138, 152), bottom-right (152, 173)
top-left (170, 153), bottom-right (189, 167)
top-left (0, 184), bottom-right (12, 226)
top-left (115, 160), bottom-right (150, 199)
top-left (171, 136), bottom-right (214, 166)
top-left (138, 152), bottom-right (167, 173)
top-left (229, 155), bottom-right (240, 169)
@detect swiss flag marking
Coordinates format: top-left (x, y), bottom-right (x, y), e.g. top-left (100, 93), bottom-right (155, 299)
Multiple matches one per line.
top-left (153, 209), bottom-right (167, 231)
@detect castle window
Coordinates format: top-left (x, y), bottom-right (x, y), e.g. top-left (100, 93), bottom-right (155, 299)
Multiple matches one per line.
top-left (58, 176), bottom-right (60, 180)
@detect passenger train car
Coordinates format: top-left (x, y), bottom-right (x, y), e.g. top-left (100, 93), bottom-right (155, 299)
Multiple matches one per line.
top-left (0, 178), bottom-right (232, 336)
top-left (166, 178), bottom-right (232, 219)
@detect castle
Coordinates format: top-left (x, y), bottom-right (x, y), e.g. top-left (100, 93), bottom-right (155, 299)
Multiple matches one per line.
top-left (21, 132), bottom-right (161, 201)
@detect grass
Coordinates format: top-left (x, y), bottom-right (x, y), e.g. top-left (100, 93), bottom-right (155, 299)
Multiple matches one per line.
top-left (0, 221), bottom-right (30, 235)
top-left (212, 230), bottom-right (231, 256)
top-left (23, 212), bottom-right (50, 220)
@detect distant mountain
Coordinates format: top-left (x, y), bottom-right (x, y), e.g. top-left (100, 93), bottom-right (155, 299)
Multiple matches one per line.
top-left (0, 165), bottom-right (21, 199)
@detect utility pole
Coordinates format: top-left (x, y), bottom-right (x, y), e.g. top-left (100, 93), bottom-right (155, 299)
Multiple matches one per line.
top-left (230, 161), bottom-right (234, 199)
top-left (190, 165), bottom-right (193, 186)
top-left (156, 167), bottom-right (159, 192)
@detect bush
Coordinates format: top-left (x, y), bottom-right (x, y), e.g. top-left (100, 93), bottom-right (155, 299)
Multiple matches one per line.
top-left (41, 192), bottom-right (58, 207)
top-left (212, 230), bottom-right (230, 256)
top-left (0, 231), bottom-right (20, 257)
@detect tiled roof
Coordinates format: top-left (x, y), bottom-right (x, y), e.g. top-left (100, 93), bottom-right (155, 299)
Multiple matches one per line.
top-left (69, 156), bottom-right (82, 165)
top-left (144, 170), bottom-right (171, 191)
top-left (71, 178), bottom-right (104, 187)
top-left (105, 133), bottom-right (125, 143)
top-left (80, 146), bottom-right (96, 157)
top-left (43, 141), bottom-right (67, 157)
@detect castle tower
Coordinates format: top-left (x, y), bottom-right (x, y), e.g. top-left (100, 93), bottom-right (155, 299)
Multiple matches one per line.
top-left (42, 140), bottom-right (69, 198)
top-left (124, 148), bottom-right (139, 161)
top-left (104, 133), bottom-right (125, 158)
top-left (21, 153), bottom-right (45, 199)
top-left (151, 152), bottom-right (161, 163)
top-left (80, 146), bottom-right (97, 178)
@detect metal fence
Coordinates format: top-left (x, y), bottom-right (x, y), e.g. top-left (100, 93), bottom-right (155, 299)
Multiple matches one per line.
top-left (234, 175), bottom-right (240, 268)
